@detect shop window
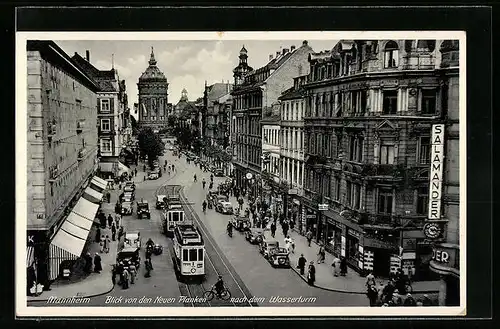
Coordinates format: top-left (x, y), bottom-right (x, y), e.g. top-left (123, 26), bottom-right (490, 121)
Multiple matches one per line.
top-left (378, 188), bottom-right (393, 215)
top-left (421, 89), bottom-right (437, 115)
top-left (383, 90), bottom-right (398, 114)
top-left (384, 41), bottom-right (399, 68)
top-left (380, 143), bottom-right (395, 165)
top-left (418, 136), bottom-right (431, 164)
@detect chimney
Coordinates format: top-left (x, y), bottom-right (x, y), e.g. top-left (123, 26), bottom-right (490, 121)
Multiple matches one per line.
top-left (276, 51), bottom-right (280, 58)
top-left (86, 50), bottom-right (90, 62)
top-left (269, 54), bottom-right (273, 61)
top-left (302, 40), bottom-right (308, 46)
top-left (291, 45), bottom-right (296, 51)
top-left (283, 48), bottom-right (289, 55)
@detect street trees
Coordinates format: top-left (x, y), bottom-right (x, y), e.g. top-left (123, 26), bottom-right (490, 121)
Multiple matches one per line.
top-left (137, 127), bottom-right (165, 169)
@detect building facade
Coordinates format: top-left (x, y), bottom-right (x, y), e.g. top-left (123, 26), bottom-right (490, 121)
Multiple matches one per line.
top-left (232, 41), bottom-right (313, 196)
top-left (278, 75), bottom-right (308, 232)
top-left (72, 51), bottom-right (130, 178)
top-left (137, 48), bottom-right (169, 132)
top-left (27, 41), bottom-right (100, 287)
top-left (301, 39), bottom-right (457, 283)
top-left (261, 103), bottom-right (281, 210)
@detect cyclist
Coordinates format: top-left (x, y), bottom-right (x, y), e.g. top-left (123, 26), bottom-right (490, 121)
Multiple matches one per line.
top-left (214, 275), bottom-right (225, 297)
top-left (146, 238), bottom-right (155, 248)
top-left (202, 200), bottom-right (207, 213)
top-left (226, 221), bottom-right (233, 237)
top-left (193, 174), bottom-right (197, 182)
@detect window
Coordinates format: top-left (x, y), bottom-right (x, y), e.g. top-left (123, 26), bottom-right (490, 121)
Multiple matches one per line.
top-left (101, 119), bottom-right (111, 132)
top-left (384, 41), bottom-right (399, 68)
top-left (380, 144), bottom-right (395, 164)
top-left (189, 249), bottom-right (198, 261)
top-left (346, 181), bottom-right (352, 205)
top-left (383, 90), bottom-right (398, 114)
top-left (101, 139), bottom-right (111, 152)
top-left (418, 136), bottom-right (431, 164)
top-left (421, 89), bottom-right (437, 114)
top-left (416, 186), bottom-right (429, 215)
top-left (378, 188), bottom-right (393, 214)
top-left (198, 249), bottom-right (204, 261)
top-left (336, 135), bottom-right (342, 157)
top-left (183, 249), bottom-right (189, 261)
top-left (100, 99), bottom-right (110, 112)
top-left (354, 184), bottom-right (361, 209)
top-left (349, 136), bottom-right (363, 162)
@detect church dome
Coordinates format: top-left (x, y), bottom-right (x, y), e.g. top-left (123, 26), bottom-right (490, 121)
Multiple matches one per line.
top-left (139, 47), bottom-right (167, 82)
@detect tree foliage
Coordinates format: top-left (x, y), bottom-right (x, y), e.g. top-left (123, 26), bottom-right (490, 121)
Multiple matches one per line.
top-left (138, 127), bottom-right (165, 168)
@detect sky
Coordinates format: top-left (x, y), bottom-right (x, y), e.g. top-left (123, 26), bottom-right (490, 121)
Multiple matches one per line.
top-left (56, 39), bottom-right (338, 117)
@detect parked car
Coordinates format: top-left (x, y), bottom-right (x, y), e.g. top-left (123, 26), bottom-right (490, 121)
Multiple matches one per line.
top-left (156, 194), bottom-right (167, 209)
top-left (137, 200), bottom-right (151, 219)
top-left (124, 232), bottom-right (142, 249)
top-left (148, 172), bottom-right (159, 180)
top-left (121, 201), bottom-right (133, 215)
top-left (215, 201), bottom-right (234, 215)
top-left (231, 215), bottom-right (251, 232)
top-left (214, 168), bottom-right (224, 177)
top-left (116, 247), bottom-right (141, 269)
top-left (124, 181), bottom-right (135, 190)
top-left (245, 228), bottom-right (265, 244)
top-left (267, 247), bottom-right (291, 268)
top-left (259, 238), bottom-right (280, 258)
top-left (123, 192), bottom-right (134, 203)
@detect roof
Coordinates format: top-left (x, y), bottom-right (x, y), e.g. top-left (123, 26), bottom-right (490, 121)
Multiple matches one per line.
top-left (72, 53), bottom-right (117, 92)
top-left (206, 83), bottom-right (233, 102)
top-left (139, 48), bottom-right (167, 82)
top-left (278, 88), bottom-right (305, 101)
top-left (28, 41), bottom-right (99, 92)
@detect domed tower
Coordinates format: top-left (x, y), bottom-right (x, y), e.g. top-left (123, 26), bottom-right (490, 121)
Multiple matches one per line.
top-left (233, 45), bottom-right (253, 86)
top-left (137, 47), bottom-right (169, 130)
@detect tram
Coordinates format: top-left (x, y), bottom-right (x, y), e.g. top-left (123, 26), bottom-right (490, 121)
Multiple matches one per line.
top-left (162, 194), bottom-right (192, 237)
top-left (172, 224), bottom-right (205, 278)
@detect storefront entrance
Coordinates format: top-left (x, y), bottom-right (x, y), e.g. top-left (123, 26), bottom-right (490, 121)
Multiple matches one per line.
top-left (346, 230), bottom-right (360, 268)
top-left (372, 248), bottom-right (391, 277)
top-left (325, 221), bottom-right (342, 257)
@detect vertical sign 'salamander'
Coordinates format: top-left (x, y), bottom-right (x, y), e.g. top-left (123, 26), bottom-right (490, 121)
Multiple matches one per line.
top-left (428, 124), bottom-right (445, 220)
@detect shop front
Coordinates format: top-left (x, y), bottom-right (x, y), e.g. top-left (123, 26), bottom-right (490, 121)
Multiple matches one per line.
top-left (325, 219), bottom-right (343, 257)
top-left (429, 243), bottom-right (460, 306)
top-left (304, 207), bottom-right (318, 239)
top-left (346, 228), bottom-right (363, 270)
top-left (362, 236), bottom-right (399, 278)
top-left (26, 230), bottom-right (50, 294)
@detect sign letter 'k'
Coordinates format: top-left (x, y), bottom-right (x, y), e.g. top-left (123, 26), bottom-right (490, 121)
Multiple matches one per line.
top-left (28, 235), bottom-right (34, 244)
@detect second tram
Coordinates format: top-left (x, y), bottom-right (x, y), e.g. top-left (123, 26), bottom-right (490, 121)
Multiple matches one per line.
top-left (172, 224), bottom-right (205, 278)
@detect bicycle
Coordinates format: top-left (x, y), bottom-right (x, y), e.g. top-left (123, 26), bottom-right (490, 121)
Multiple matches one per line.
top-left (203, 286), bottom-right (231, 301)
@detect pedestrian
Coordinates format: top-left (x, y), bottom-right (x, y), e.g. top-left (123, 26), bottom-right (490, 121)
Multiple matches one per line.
top-left (306, 230), bottom-right (313, 247)
top-left (134, 168), bottom-right (137, 176)
top-left (340, 256), bottom-right (348, 276)
top-left (95, 227), bottom-right (101, 243)
top-left (307, 261), bottom-right (316, 286)
top-left (270, 222), bottom-right (276, 238)
top-left (105, 235), bottom-right (111, 253)
top-left (317, 245), bottom-right (326, 263)
top-left (111, 265), bottom-right (117, 286)
top-left (367, 285), bottom-right (379, 307)
top-left (129, 264), bottom-right (137, 284)
top-left (366, 271), bottom-right (376, 288)
top-left (111, 223), bottom-right (117, 241)
top-left (382, 280), bottom-right (396, 304)
top-left (100, 235), bottom-right (105, 253)
top-left (115, 213), bottom-right (121, 227)
top-left (332, 256), bottom-right (341, 276)
top-left (122, 267), bottom-right (130, 289)
top-left (107, 214), bottom-right (113, 228)
top-left (392, 290), bottom-right (403, 306)
top-left (422, 294), bottom-right (433, 306)
top-left (84, 252), bottom-right (92, 273)
top-left (93, 252), bottom-right (102, 273)
top-left (284, 236), bottom-right (292, 253)
top-left (404, 293), bottom-right (417, 306)
top-left (282, 221), bottom-right (289, 238)
top-left (298, 254), bottom-right (307, 275)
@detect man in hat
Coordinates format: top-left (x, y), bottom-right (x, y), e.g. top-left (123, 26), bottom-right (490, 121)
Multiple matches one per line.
top-left (307, 261), bottom-right (316, 286)
top-left (297, 254), bottom-right (307, 275)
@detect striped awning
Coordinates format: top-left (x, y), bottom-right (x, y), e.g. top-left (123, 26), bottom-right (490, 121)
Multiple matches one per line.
top-left (27, 246), bottom-right (35, 268)
top-left (49, 244), bottom-right (79, 281)
top-left (117, 161), bottom-right (131, 175)
top-left (83, 186), bottom-right (103, 204)
top-left (72, 196), bottom-right (99, 224)
top-left (90, 176), bottom-right (108, 191)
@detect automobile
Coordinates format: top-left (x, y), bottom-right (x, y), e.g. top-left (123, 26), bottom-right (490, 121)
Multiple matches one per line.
top-left (231, 215), bottom-right (251, 232)
top-left (267, 247), bottom-right (291, 268)
top-left (116, 247), bottom-right (141, 269)
top-left (214, 168), bottom-right (224, 177)
top-left (137, 200), bottom-right (151, 219)
top-left (147, 172), bottom-right (159, 180)
top-left (156, 195), bottom-right (167, 209)
top-left (215, 201), bottom-right (234, 215)
top-left (121, 201), bottom-right (133, 215)
top-left (124, 232), bottom-right (142, 249)
top-left (245, 228), bottom-right (265, 244)
top-left (124, 185), bottom-right (135, 193)
top-left (259, 238), bottom-right (280, 258)
top-left (123, 192), bottom-right (134, 203)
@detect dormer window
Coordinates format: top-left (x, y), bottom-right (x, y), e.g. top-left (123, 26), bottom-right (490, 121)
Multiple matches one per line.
top-left (384, 41), bottom-right (399, 68)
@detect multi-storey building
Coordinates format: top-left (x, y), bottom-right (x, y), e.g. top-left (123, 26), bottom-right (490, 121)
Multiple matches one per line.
top-left (174, 88), bottom-right (200, 131)
top-left (231, 41), bottom-right (313, 196)
top-left (261, 103), bottom-right (281, 209)
top-left (72, 51), bottom-right (130, 178)
top-left (301, 39), bottom-right (458, 282)
top-left (137, 48), bottom-right (169, 132)
top-left (427, 40), bottom-right (460, 306)
top-left (27, 41), bottom-right (101, 287)
top-left (278, 75), bottom-right (308, 231)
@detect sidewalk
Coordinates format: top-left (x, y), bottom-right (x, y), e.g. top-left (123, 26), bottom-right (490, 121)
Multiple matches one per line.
top-left (28, 189), bottom-right (122, 302)
top-left (226, 191), bottom-right (440, 295)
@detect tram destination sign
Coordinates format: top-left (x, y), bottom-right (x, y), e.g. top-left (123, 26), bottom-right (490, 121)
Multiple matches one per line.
top-left (428, 124), bottom-right (445, 221)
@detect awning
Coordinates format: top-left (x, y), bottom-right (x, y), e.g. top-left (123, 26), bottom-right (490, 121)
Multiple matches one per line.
top-left (71, 197), bottom-right (99, 224)
top-left (66, 211), bottom-right (93, 232)
top-left (117, 161), bottom-right (131, 175)
top-left (83, 186), bottom-right (103, 204)
top-left (91, 176), bottom-right (108, 191)
top-left (60, 219), bottom-right (90, 241)
top-left (49, 243), bottom-right (80, 281)
top-left (27, 246), bottom-right (35, 268)
top-left (323, 209), bottom-right (363, 232)
top-left (99, 162), bottom-right (114, 173)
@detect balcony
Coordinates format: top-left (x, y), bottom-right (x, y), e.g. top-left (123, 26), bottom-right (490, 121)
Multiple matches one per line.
top-left (361, 163), bottom-right (405, 178)
top-left (402, 54), bottom-right (436, 70)
top-left (362, 214), bottom-right (401, 228)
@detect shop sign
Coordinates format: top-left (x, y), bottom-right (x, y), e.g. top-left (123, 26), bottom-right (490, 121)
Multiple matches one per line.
top-left (430, 244), bottom-right (459, 275)
top-left (347, 228), bottom-right (361, 239)
top-left (341, 236), bottom-right (346, 257)
top-left (428, 124), bottom-right (445, 220)
top-left (423, 222), bottom-right (444, 240)
top-left (246, 172), bottom-right (253, 180)
top-left (318, 203), bottom-right (329, 211)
